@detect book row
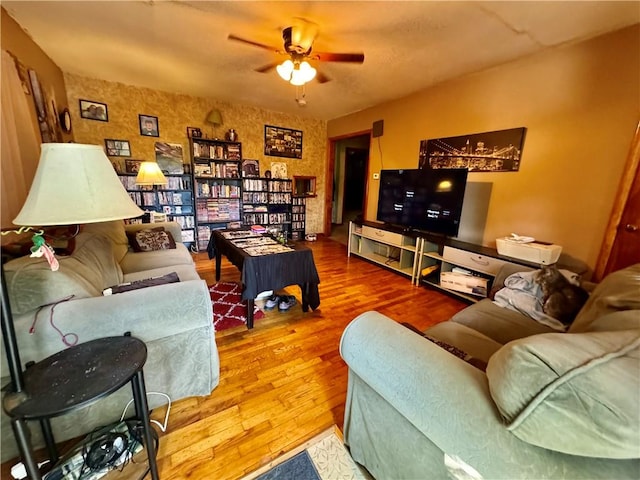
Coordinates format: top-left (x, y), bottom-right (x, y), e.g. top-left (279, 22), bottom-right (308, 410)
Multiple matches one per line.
top-left (119, 175), bottom-right (191, 191)
top-left (194, 162), bottom-right (240, 179)
top-left (195, 183), bottom-right (241, 198)
top-left (192, 142), bottom-right (241, 160)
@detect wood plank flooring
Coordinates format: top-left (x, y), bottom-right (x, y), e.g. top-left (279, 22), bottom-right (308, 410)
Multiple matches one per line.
top-left (1, 237), bottom-right (466, 479)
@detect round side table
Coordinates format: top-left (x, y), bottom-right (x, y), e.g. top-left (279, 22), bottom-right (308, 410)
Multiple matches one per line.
top-left (2, 336), bottom-right (159, 480)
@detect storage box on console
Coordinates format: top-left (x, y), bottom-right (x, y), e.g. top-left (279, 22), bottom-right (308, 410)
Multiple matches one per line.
top-left (440, 271), bottom-right (488, 297)
top-left (496, 238), bottom-right (562, 265)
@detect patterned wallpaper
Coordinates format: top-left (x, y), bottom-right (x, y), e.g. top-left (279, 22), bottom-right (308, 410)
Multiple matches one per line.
top-left (64, 73), bottom-right (327, 235)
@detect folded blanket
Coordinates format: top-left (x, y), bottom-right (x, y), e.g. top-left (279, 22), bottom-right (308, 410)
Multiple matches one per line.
top-left (493, 270), bottom-right (579, 331)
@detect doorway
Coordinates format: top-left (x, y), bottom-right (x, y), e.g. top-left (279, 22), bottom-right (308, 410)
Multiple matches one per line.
top-left (327, 133), bottom-right (370, 244)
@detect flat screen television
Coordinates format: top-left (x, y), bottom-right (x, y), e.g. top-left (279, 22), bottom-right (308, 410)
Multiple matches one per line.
top-left (376, 168), bottom-right (469, 237)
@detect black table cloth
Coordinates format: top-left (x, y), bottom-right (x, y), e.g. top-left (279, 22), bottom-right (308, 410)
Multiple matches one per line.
top-left (207, 230), bottom-right (320, 312)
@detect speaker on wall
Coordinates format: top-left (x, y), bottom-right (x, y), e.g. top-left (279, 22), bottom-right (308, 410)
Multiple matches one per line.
top-left (372, 120), bottom-right (384, 138)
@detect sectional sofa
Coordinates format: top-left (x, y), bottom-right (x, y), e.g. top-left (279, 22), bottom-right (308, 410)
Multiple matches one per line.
top-left (1, 221), bottom-right (219, 462)
top-left (341, 263), bottom-right (640, 479)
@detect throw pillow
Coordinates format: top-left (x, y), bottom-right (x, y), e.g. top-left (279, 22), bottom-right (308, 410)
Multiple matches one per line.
top-left (126, 227), bottom-right (176, 252)
top-left (487, 329), bottom-right (640, 459)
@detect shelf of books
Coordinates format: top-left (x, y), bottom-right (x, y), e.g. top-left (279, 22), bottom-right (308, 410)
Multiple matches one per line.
top-left (242, 178), bottom-right (293, 237)
top-left (190, 138), bottom-right (243, 251)
top-left (291, 196), bottom-right (306, 240)
top-left (118, 174), bottom-right (196, 247)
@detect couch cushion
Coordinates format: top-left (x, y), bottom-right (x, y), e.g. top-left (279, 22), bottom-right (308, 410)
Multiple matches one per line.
top-left (4, 233), bottom-right (121, 314)
top-left (451, 298), bottom-right (557, 345)
top-left (82, 220), bottom-right (129, 262)
top-left (425, 321), bottom-right (503, 364)
top-left (119, 243), bottom-right (194, 274)
top-left (486, 329), bottom-right (640, 459)
top-left (570, 264), bottom-right (640, 333)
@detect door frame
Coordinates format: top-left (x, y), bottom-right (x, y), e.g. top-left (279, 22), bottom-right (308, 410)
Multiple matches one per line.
top-left (325, 130), bottom-right (372, 235)
top-left (594, 121), bottom-right (640, 281)
top-left (343, 146), bottom-right (370, 217)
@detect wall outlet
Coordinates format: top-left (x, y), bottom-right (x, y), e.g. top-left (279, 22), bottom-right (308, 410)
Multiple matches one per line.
top-left (373, 172), bottom-right (380, 180)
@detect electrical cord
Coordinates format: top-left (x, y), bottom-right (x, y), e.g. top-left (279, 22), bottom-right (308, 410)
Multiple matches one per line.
top-left (120, 391), bottom-right (172, 432)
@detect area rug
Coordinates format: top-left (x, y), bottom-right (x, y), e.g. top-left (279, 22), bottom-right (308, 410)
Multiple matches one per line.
top-left (209, 282), bottom-right (264, 331)
top-left (241, 425), bottom-right (371, 480)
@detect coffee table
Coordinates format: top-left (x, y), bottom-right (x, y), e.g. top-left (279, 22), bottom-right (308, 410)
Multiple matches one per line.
top-left (208, 230), bottom-right (321, 328)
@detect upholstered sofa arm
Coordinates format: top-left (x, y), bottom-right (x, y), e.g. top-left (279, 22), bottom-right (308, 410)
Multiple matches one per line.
top-left (6, 279), bottom-right (213, 374)
top-left (125, 221), bottom-right (184, 245)
top-left (339, 311), bottom-right (635, 479)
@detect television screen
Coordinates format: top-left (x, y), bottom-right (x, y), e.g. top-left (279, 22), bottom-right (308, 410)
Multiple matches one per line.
top-left (376, 168), bottom-right (468, 237)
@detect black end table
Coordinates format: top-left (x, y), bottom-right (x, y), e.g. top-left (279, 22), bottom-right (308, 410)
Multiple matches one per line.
top-left (2, 336), bottom-right (159, 480)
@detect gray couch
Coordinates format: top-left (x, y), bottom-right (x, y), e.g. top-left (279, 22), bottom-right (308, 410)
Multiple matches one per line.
top-left (340, 263), bottom-right (640, 479)
top-left (1, 221), bottom-right (219, 462)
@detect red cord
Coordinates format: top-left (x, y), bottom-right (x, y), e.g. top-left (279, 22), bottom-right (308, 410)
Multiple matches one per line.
top-left (30, 295), bottom-right (78, 347)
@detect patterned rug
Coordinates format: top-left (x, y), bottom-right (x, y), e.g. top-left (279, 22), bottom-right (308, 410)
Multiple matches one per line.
top-left (241, 426), bottom-right (371, 480)
top-left (209, 282), bottom-right (264, 331)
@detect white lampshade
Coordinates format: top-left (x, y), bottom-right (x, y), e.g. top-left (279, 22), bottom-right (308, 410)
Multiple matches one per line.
top-left (13, 143), bottom-right (143, 226)
top-left (136, 161), bottom-right (168, 186)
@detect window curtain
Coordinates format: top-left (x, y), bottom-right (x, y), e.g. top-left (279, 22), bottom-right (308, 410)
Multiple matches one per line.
top-left (1, 49), bottom-right (40, 231)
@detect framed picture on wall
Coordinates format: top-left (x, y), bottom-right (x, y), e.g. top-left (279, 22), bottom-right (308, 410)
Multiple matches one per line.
top-left (419, 127), bottom-right (527, 172)
top-left (104, 139), bottom-right (131, 157)
top-left (79, 99), bottom-right (108, 122)
top-left (155, 142), bottom-right (184, 174)
top-left (139, 114), bottom-right (159, 137)
top-left (264, 125), bottom-right (302, 159)
top-left (125, 159), bottom-right (143, 174)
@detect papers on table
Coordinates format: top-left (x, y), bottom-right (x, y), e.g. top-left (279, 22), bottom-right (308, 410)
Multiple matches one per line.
top-left (229, 235), bottom-right (294, 256)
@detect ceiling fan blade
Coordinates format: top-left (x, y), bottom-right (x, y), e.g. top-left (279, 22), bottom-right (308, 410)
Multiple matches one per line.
top-left (313, 52), bottom-right (365, 63)
top-left (255, 62), bottom-right (279, 73)
top-left (315, 70), bottom-right (331, 84)
top-left (228, 34), bottom-right (277, 52)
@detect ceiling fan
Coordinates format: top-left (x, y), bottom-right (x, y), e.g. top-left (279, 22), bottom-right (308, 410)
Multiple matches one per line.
top-left (228, 18), bottom-right (365, 85)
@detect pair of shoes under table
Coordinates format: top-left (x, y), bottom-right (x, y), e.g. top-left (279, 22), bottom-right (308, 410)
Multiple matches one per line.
top-left (264, 294), bottom-right (297, 312)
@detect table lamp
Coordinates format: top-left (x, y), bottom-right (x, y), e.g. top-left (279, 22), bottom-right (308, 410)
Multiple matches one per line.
top-left (135, 161), bottom-right (168, 187)
top-left (205, 109), bottom-right (222, 139)
top-left (2, 143), bottom-right (143, 395)
top-left (135, 161), bottom-right (168, 222)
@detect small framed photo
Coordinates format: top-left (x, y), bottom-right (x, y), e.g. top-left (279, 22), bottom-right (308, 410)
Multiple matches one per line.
top-left (139, 114), bottom-right (159, 137)
top-left (104, 139), bottom-right (131, 157)
top-left (125, 159), bottom-right (143, 174)
top-left (242, 159), bottom-right (260, 178)
top-left (79, 99), bottom-right (108, 122)
top-left (186, 126), bottom-right (202, 138)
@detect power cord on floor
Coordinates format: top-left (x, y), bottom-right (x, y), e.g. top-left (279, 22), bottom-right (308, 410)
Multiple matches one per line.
top-left (119, 391), bottom-right (172, 432)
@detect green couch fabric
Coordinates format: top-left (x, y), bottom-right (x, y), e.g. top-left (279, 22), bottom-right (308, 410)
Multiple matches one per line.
top-left (487, 329), bottom-right (640, 459)
top-left (341, 311), bottom-right (640, 479)
top-left (570, 264), bottom-right (640, 333)
top-left (341, 264), bottom-right (640, 479)
top-left (4, 233), bottom-right (122, 315)
top-left (1, 221), bottom-right (218, 463)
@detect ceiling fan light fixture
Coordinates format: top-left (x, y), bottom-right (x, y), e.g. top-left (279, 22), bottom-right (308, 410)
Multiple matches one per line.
top-left (277, 60), bottom-right (294, 81)
top-left (299, 61), bottom-right (316, 82)
top-left (283, 60), bottom-right (316, 86)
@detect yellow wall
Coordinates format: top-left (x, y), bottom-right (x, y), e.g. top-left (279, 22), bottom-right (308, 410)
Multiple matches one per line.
top-left (63, 74), bottom-right (327, 234)
top-left (328, 25), bottom-right (640, 270)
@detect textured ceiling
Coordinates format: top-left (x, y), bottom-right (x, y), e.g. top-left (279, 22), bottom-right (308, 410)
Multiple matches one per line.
top-left (4, 1), bottom-right (639, 120)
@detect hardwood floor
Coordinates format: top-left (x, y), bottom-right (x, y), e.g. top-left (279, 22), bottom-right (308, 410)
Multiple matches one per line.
top-left (1, 237), bottom-right (466, 479)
